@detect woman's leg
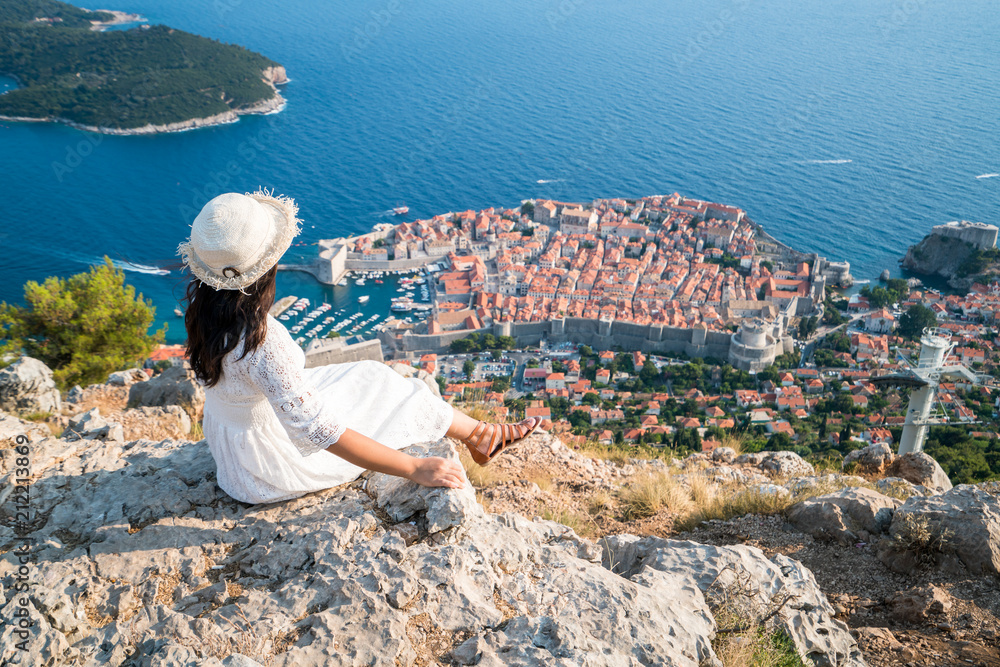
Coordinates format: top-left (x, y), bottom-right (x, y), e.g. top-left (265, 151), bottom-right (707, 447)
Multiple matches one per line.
top-left (446, 406), bottom-right (481, 441)
top-left (446, 406), bottom-right (538, 458)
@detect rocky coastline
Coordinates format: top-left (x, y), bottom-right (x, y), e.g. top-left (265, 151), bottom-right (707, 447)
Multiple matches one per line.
top-left (87, 9), bottom-right (147, 32)
top-left (0, 67), bottom-right (288, 136)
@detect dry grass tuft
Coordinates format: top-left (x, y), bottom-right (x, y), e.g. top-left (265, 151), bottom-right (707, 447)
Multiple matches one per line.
top-left (890, 512), bottom-right (953, 563)
top-left (540, 508), bottom-right (595, 537)
top-left (717, 431), bottom-right (748, 456)
top-left (617, 471), bottom-right (694, 521)
top-left (708, 564), bottom-right (806, 667)
top-left (457, 447), bottom-right (509, 488)
top-left (528, 473), bottom-right (554, 493)
top-left (675, 485), bottom-right (797, 533)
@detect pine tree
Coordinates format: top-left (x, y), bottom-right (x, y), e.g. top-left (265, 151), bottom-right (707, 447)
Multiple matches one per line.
top-left (0, 257), bottom-right (165, 388)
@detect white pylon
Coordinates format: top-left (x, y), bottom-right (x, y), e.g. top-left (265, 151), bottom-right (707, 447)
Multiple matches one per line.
top-left (896, 328), bottom-right (978, 455)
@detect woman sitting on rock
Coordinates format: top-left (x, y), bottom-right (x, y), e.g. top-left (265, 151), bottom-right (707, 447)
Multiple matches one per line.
top-left (176, 190), bottom-right (538, 505)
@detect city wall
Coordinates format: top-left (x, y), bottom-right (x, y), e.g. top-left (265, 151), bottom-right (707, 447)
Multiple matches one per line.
top-left (304, 338), bottom-right (384, 368)
top-left (382, 317), bottom-right (733, 359)
top-left (344, 255), bottom-right (439, 272)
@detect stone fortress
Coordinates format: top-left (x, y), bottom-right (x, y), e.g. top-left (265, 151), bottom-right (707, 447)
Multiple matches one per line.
top-left (930, 220), bottom-right (998, 251)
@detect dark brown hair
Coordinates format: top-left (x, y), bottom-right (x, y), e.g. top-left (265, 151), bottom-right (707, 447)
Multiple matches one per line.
top-left (182, 265), bottom-right (277, 388)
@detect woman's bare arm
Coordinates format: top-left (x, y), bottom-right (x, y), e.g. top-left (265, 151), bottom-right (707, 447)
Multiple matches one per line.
top-left (325, 427), bottom-right (466, 489)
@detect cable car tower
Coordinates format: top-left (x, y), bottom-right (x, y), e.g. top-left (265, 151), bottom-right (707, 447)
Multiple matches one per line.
top-left (871, 327), bottom-right (981, 455)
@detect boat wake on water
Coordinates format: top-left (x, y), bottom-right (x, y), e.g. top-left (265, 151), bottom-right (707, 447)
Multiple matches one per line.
top-left (976, 173), bottom-right (999, 179)
top-left (536, 179), bottom-right (564, 183)
top-left (40, 247), bottom-right (170, 275)
top-left (110, 259), bottom-right (170, 275)
top-left (795, 159), bottom-right (853, 165)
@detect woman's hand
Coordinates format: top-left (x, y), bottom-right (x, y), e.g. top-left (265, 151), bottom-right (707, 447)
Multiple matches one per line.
top-left (406, 456), bottom-right (467, 489)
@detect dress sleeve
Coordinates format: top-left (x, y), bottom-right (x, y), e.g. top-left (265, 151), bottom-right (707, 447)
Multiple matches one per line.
top-left (242, 320), bottom-right (346, 457)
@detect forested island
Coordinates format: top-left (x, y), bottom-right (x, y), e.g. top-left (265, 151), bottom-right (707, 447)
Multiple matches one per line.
top-left (0, 0), bottom-right (287, 134)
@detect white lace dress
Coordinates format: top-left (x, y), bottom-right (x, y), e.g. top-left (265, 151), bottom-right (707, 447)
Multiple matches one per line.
top-left (201, 314), bottom-right (454, 504)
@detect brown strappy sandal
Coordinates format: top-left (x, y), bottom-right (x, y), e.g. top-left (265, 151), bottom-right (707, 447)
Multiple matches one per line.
top-left (460, 417), bottom-right (540, 466)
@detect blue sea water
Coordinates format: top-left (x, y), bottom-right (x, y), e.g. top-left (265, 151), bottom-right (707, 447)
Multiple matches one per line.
top-left (1, 0), bottom-right (998, 344)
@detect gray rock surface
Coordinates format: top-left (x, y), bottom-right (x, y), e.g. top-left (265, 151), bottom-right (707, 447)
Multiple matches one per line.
top-left (878, 485), bottom-right (1000, 576)
top-left (117, 406), bottom-right (192, 441)
top-left (128, 365), bottom-right (205, 421)
top-left (784, 473), bottom-right (869, 495)
top-left (0, 415), bottom-right (865, 667)
top-left (787, 488), bottom-right (900, 546)
top-left (885, 452), bottom-right (952, 495)
top-left (0, 356), bottom-right (61, 414)
top-left (63, 407), bottom-right (124, 444)
top-left (710, 446), bottom-right (736, 463)
top-left (876, 477), bottom-right (924, 499)
top-left (887, 584), bottom-right (953, 623)
top-left (842, 442), bottom-right (894, 474)
top-left (107, 368), bottom-right (148, 386)
top-left (758, 450), bottom-right (815, 477)
top-left (605, 535), bottom-right (866, 667)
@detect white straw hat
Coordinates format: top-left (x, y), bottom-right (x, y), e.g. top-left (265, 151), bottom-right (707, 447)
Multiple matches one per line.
top-left (177, 188), bottom-right (301, 293)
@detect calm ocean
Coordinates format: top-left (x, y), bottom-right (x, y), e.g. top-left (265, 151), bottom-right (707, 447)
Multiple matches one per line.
top-left (1, 0), bottom-right (997, 343)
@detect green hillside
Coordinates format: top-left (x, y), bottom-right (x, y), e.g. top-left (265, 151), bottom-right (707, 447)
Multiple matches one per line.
top-left (0, 0), bottom-right (282, 129)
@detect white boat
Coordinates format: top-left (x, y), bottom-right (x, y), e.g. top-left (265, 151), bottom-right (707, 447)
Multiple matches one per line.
top-left (358, 295), bottom-right (370, 303)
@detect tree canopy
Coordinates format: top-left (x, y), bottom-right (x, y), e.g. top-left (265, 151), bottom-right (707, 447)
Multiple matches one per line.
top-left (897, 304), bottom-right (937, 339)
top-left (0, 257), bottom-right (165, 389)
top-left (0, 0), bottom-right (281, 129)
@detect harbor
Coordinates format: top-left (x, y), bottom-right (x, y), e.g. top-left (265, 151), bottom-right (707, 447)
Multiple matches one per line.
top-left (270, 266), bottom-right (436, 349)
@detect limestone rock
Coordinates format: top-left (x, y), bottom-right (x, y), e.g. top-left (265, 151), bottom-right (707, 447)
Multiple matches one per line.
top-left (0, 356), bottom-right (61, 414)
top-left (0, 410), bottom-right (51, 446)
top-left (128, 365), bottom-right (205, 421)
top-left (788, 487), bottom-right (899, 545)
top-left (605, 536), bottom-right (866, 667)
top-left (0, 422), bottom-right (869, 667)
top-left (107, 368), bottom-right (148, 386)
top-left (748, 483), bottom-right (791, 498)
top-left (876, 477), bottom-right (923, 499)
top-left (843, 442), bottom-right (894, 474)
top-left (117, 406), bottom-right (192, 440)
top-left (369, 439), bottom-right (484, 537)
top-left (784, 474), bottom-right (868, 495)
top-left (758, 451), bottom-right (814, 477)
top-left (885, 452), bottom-right (952, 495)
top-left (711, 446), bottom-right (736, 463)
top-left (704, 466), bottom-right (769, 486)
top-left (879, 485), bottom-right (1000, 575)
top-left (887, 584), bottom-right (953, 623)
top-left (63, 408), bottom-right (124, 444)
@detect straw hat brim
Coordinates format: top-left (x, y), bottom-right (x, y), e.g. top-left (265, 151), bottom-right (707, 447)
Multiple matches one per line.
top-left (177, 188), bottom-right (302, 293)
